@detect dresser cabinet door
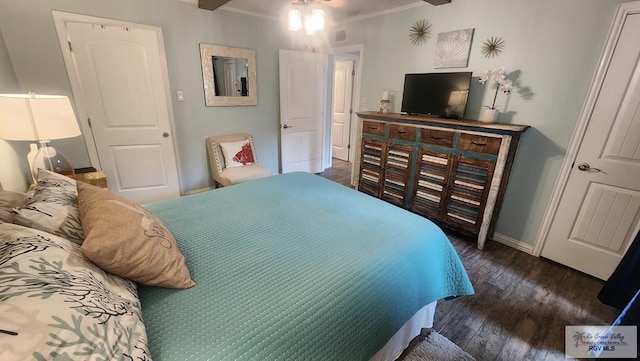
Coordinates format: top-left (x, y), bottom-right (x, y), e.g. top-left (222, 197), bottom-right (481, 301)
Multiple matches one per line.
top-left (444, 156), bottom-right (496, 233)
top-left (381, 143), bottom-right (413, 206)
top-left (358, 138), bottom-right (386, 197)
top-left (411, 149), bottom-right (453, 219)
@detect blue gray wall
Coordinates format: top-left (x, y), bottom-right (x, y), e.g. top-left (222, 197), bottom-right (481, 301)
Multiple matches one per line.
top-left (0, 0), bottom-right (293, 193)
top-left (339, 0), bottom-right (630, 246)
top-left (0, 27), bottom-right (28, 191)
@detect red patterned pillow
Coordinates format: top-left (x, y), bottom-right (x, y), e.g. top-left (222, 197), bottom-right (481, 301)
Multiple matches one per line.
top-left (219, 140), bottom-right (254, 168)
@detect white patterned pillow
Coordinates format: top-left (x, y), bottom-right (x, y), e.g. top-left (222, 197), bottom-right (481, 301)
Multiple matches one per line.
top-left (219, 139), bottom-right (254, 168)
top-left (13, 169), bottom-right (84, 244)
top-left (0, 190), bottom-right (30, 223)
top-left (0, 223), bottom-right (150, 361)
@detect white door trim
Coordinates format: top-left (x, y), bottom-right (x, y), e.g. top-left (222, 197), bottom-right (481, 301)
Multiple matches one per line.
top-left (52, 10), bottom-right (183, 193)
top-left (533, 1), bottom-right (640, 256)
top-left (330, 44), bottom-right (363, 185)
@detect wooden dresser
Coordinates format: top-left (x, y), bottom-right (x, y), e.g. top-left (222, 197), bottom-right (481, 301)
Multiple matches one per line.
top-left (355, 112), bottom-right (530, 249)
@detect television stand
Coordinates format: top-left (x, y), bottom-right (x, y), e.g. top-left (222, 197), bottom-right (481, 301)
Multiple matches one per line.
top-left (354, 111), bottom-right (529, 250)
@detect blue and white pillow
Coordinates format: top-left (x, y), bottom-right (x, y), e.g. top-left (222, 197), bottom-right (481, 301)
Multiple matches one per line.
top-left (13, 169), bottom-right (84, 244)
top-left (0, 222), bottom-right (150, 360)
top-left (0, 190), bottom-right (29, 224)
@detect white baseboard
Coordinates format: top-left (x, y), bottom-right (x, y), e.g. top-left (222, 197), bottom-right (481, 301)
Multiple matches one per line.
top-left (493, 233), bottom-right (534, 255)
top-left (183, 186), bottom-right (215, 196)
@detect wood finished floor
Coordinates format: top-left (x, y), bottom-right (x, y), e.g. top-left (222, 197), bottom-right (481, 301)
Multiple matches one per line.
top-left (319, 159), bottom-right (620, 361)
top-left (318, 158), bottom-right (353, 187)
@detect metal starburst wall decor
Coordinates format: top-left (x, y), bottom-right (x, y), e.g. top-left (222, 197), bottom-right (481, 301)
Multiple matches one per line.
top-left (409, 19), bottom-right (432, 46)
top-left (481, 36), bottom-right (505, 58)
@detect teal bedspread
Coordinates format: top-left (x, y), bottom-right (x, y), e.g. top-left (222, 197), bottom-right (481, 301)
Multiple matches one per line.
top-left (140, 172), bottom-right (473, 361)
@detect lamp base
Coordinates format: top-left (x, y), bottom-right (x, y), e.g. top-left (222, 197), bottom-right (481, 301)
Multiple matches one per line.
top-left (32, 142), bottom-right (75, 179)
top-left (26, 143), bottom-right (39, 183)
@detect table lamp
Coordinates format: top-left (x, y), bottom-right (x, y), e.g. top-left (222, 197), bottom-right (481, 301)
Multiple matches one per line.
top-left (0, 92), bottom-right (81, 182)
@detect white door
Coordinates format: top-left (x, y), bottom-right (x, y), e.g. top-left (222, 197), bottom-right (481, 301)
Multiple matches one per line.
top-left (223, 60), bottom-right (236, 96)
top-left (332, 60), bottom-right (354, 161)
top-left (279, 50), bottom-right (327, 174)
top-left (60, 20), bottom-right (181, 204)
top-left (541, 7), bottom-right (640, 280)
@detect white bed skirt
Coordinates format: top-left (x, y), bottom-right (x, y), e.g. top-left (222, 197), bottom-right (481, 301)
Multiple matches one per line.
top-left (369, 301), bottom-right (437, 361)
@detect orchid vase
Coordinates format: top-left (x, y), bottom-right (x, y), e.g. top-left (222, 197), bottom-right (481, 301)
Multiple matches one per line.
top-left (480, 108), bottom-right (499, 123)
top-left (478, 66), bottom-right (513, 123)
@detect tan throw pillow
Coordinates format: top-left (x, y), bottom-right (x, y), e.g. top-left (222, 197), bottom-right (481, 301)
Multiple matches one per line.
top-left (77, 181), bottom-right (195, 288)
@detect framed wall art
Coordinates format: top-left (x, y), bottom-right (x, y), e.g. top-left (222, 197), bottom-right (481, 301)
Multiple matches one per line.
top-left (434, 28), bottom-right (474, 68)
top-left (200, 43), bottom-right (257, 106)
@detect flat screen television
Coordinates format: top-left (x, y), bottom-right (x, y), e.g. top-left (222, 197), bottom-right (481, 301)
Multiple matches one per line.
top-left (401, 72), bottom-right (472, 119)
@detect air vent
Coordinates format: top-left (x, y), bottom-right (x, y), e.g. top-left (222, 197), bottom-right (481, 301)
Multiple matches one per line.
top-left (334, 28), bottom-right (348, 43)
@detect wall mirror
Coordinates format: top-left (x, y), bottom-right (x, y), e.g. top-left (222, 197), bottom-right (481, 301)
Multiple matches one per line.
top-left (200, 43), bottom-right (257, 106)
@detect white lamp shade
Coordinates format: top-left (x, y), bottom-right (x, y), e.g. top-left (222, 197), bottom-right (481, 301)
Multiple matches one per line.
top-left (0, 93), bottom-right (81, 141)
top-left (448, 90), bottom-right (469, 106)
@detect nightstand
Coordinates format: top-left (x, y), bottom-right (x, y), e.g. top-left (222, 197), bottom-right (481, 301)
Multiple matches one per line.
top-left (74, 171), bottom-right (108, 189)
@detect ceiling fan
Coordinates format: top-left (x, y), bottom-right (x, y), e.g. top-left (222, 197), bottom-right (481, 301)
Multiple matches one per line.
top-left (423, 0), bottom-right (451, 5)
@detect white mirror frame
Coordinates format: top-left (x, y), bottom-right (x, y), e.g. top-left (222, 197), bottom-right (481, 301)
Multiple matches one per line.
top-left (200, 43), bottom-right (257, 106)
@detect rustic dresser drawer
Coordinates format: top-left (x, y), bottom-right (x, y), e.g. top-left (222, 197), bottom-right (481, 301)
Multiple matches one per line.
top-left (388, 124), bottom-right (416, 141)
top-left (458, 133), bottom-right (502, 155)
top-left (420, 128), bottom-right (455, 148)
top-left (362, 120), bottom-right (385, 136)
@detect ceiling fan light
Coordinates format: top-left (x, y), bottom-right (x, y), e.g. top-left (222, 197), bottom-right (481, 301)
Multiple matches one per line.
top-left (304, 8), bottom-right (325, 34)
top-left (303, 14), bottom-right (314, 35)
top-left (311, 9), bottom-right (325, 31)
top-left (288, 9), bottom-right (302, 31)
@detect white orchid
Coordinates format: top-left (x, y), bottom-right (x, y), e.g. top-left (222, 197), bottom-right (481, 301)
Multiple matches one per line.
top-left (499, 79), bottom-right (513, 93)
top-left (478, 71), bottom-right (491, 84)
top-left (479, 67), bottom-right (513, 109)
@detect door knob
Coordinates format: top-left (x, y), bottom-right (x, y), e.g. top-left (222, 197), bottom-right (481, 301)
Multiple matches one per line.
top-left (577, 163), bottom-right (602, 172)
top-left (163, 132), bottom-right (170, 138)
top-left (283, 124), bottom-right (292, 129)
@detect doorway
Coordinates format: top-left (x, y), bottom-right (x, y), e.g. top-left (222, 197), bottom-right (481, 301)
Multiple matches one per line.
top-left (329, 45), bottom-right (363, 187)
top-left (332, 59), bottom-right (354, 162)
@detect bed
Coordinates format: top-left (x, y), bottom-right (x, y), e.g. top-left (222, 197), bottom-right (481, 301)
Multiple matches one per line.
top-left (139, 172), bottom-right (474, 361)
top-left (0, 170), bottom-right (472, 361)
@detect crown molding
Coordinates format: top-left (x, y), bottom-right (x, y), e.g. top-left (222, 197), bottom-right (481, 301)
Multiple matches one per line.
top-left (218, 6), bottom-right (279, 21)
top-left (177, 0), bottom-right (277, 21)
top-left (341, 2), bottom-right (426, 25)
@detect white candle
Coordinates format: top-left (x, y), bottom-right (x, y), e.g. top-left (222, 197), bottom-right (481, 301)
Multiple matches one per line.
top-left (382, 91), bottom-right (389, 101)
